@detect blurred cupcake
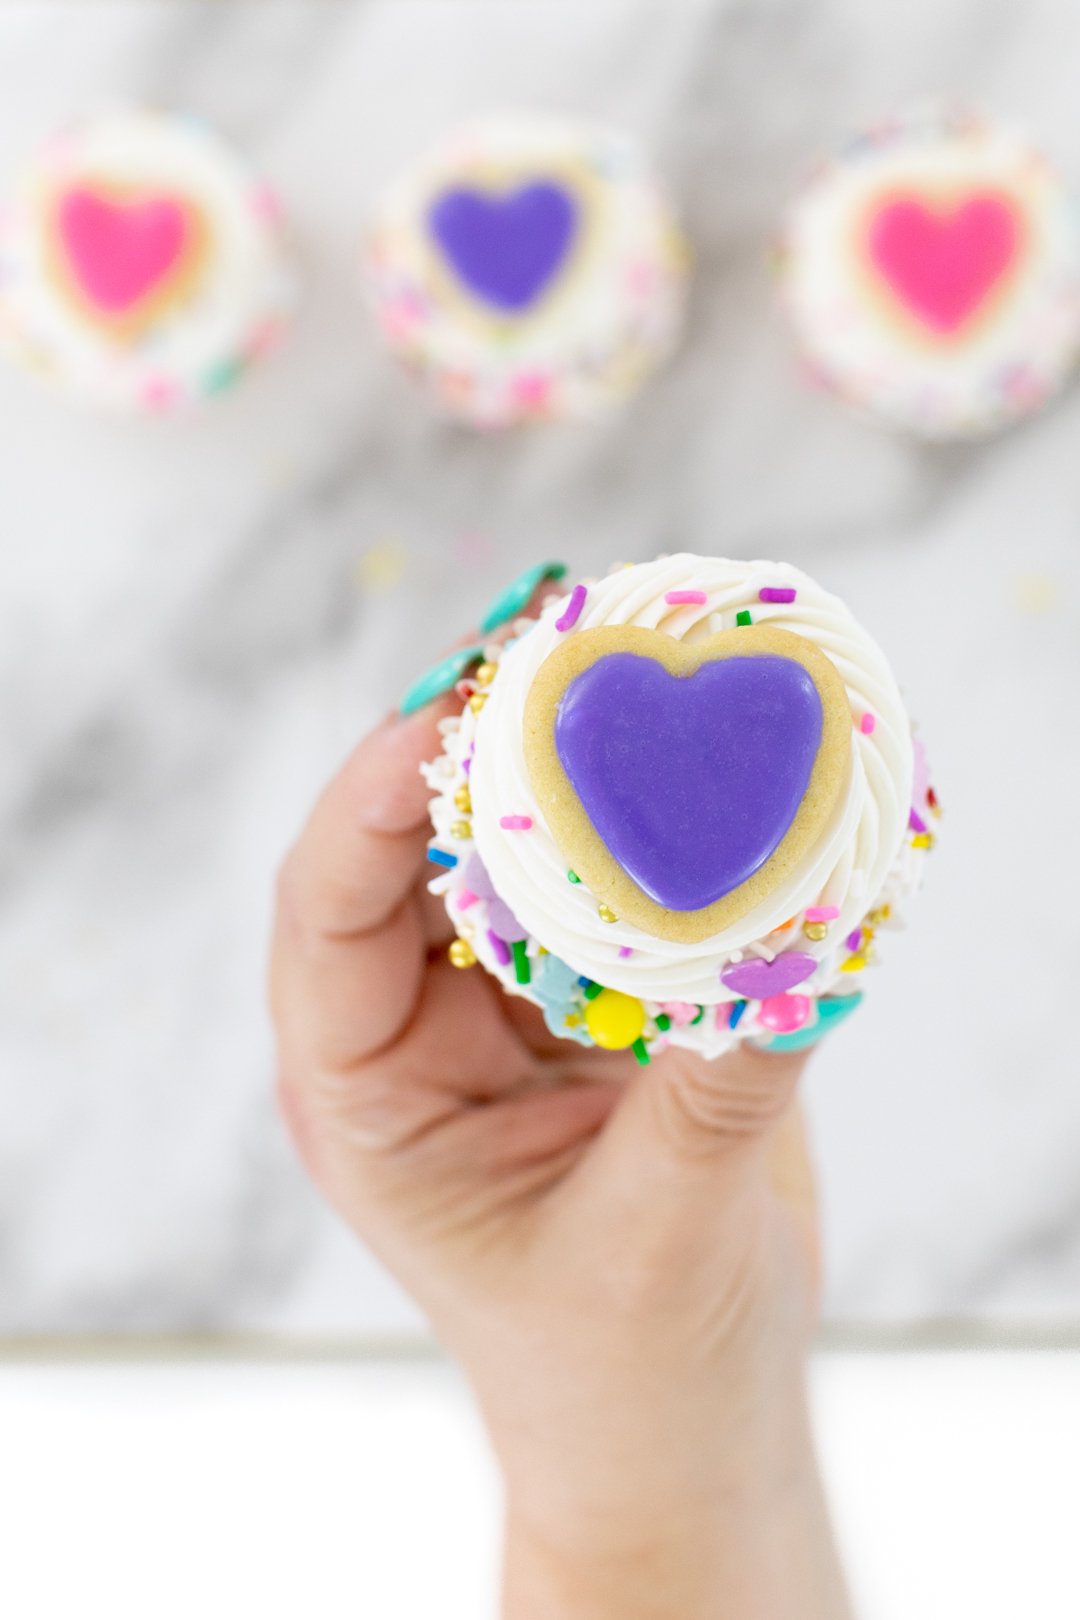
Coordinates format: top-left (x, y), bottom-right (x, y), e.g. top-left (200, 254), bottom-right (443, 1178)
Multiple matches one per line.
top-left (363, 113), bottom-right (688, 427)
top-left (0, 108), bottom-right (294, 411)
top-left (777, 107), bottom-right (1080, 438)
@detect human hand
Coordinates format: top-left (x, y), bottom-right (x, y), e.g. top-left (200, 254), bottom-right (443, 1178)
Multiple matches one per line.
top-left (270, 660), bottom-right (850, 1619)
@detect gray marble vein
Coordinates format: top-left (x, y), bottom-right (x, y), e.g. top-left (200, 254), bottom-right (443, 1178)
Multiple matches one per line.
top-left (2, 0), bottom-right (1080, 1336)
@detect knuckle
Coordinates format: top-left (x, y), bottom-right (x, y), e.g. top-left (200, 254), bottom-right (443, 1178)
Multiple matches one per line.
top-left (655, 1052), bottom-right (799, 1156)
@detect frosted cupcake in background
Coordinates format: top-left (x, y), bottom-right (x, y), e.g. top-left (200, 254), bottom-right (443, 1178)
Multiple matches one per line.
top-left (0, 109), bottom-right (293, 411)
top-left (776, 107), bottom-right (1080, 439)
top-left (363, 113), bottom-right (689, 428)
top-left (416, 555), bottom-right (937, 1062)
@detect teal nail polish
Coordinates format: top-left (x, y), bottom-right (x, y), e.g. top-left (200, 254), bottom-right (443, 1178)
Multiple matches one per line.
top-left (762, 993), bottom-right (864, 1053)
top-left (399, 644), bottom-right (485, 716)
top-left (479, 561), bottom-right (567, 634)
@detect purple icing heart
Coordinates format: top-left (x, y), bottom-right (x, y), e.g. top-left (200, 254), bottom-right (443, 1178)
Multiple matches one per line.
top-left (554, 653), bottom-right (823, 913)
top-left (720, 953), bottom-right (817, 999)
top-left (427, 180), bottom-right (578, 313)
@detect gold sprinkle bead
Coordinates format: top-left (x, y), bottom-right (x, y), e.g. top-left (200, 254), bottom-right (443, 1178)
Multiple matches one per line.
top-left (468, 692), bottom-right (487, 714)
top-left (448, 939), bottom-right (476, 969)
top-left (803, 921), bottom-right (828, 942)
top-left (474, 662), bottom-right (497, 686)
top-left (450, 819), bottom-right (472, 839)
top-left (453, 786), bottom-right (472, 813)
top-left (598, 904), bottom-right (619, 924)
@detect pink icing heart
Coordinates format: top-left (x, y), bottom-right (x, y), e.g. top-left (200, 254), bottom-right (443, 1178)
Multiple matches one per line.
top-left (54, 185), bottom-right (195, 316)
top-left (721, 952), bottom-right (816, 1000)
top-left (865, 192), bottom-right (1021, 336)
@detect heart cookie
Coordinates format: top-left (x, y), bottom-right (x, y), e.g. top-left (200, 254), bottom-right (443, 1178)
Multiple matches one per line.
top-left (427, 178), bottom-right (580, 314)
top-left (863, 188), bottom-right (1024, 338)
top-left (523, 624), bottom-right (851, 944)
top-left (49, 181), bottom-right (208, 335)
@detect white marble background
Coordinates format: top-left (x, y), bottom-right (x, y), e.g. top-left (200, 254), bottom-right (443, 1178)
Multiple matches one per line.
top-left (2, 0), bottom-right (1079, 1337)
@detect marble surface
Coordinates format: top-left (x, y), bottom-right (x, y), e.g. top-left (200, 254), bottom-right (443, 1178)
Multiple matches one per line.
top-left (3, 0), bottom-right (1080, 1337)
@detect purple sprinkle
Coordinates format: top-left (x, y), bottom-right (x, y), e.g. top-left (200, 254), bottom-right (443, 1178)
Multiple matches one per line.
top-left (462, 756), bottom-right (472, 775)
top-left (555, 583), bottom-right (588, 632)
top-left (759, 587), bottom-right (797, 603)
top-left (845, 930), bottom-right (862, 953)
top-left (487, 930), bottom-right (511, 966)
top-left (618, 945), bottom-right (633, 958)
top-left (909, 807), bottom-right (928, 834)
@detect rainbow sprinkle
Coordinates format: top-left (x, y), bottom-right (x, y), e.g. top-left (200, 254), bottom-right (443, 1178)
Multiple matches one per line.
top-left (555, 583), bottom-right (588, 632)
top-left (631, 1038), bottom-right (650, 1066)
top-left (427, 848), bottom-right (457, 868)
top-left (499, 815), bottom-right (533, 830)
top-left (511, 939), bottom-right (531, 985)
top-left (487, 931), bottom-right (511, 966)
top-left (665, 589), bottom-right (708, 605)
top-left (909, 807), bottom-right (928, 833)
top-left (759, 587), bottom-right (797, 603)
top-left (805, 905), bottom-right (840, 922)
top-left (728, 1000), bottom-right (748, 1029)
top-left (736, 609), bottom-right (753, 627)
top-left (859, 713), bottom-right (876, 735)
top-left (845, 930), bottom-right (863, 952)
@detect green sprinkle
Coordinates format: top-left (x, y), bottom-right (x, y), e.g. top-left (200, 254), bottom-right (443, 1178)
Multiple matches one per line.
top-left (567, 870), bottom-right (580, 883)
top-left (583, 980), bottom-right (602, 1001)
top-left (736, 610), bottom-right (753, 627)
top-left (511, 939), bottom-right (531, 985)
top-left (631, 1038), bottom-right (650, 1066)
top-left (690, 1005), bottom-right (704, 1025)
top-left (654, 1013), bottom-right (672, 1032)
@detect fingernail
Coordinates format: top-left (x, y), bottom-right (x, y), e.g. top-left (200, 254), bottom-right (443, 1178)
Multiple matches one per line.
top-left (478, 561), bottom-right (567, 634)
top-left (399, 644), bottom-right (486, 716)
top-left (756, 993), bottom-right (864, 1053)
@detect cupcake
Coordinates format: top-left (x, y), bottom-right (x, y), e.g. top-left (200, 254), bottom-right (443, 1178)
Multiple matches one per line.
top-left (777, 107), bottom-right (1080, 438)
top-left (363, 113), bottom-right (688, 427)
top-left (0, 109), bottom-right (293, 411)
top-left (419, 556), bottom-right (937, 1061)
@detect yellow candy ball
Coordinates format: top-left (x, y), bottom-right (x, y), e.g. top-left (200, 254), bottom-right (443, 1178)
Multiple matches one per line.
top-left (448, 939), bottom-right (476, 969)
top-left (585, 989), bottom-right (646, 1051)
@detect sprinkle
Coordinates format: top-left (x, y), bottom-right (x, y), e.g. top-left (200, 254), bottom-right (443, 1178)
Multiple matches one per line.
top-left (583, 981), bottom-right (603, 1001)
top-left (567, 870), bottom-right (581, 883)
top-left (728, 1000), bottom-right (748, 1029)
top-left (511, 940), bottom-right (531, 985)
top-left (454, 786), bottom-right (472, 813)
top-left (665, 589), bottom-right (708, 605)
top-left (631, 1038), bottom-right (651, 1066)
top-left (499, 815), bottom-right (533, 831)
top-left (468, 693), bottom-right (487, 714)
top-left (618, 946), bottom-right (634, 959)
top-left (598, 904), bottom-right (619, 923)
top-left (736, 610), bottom-right (753, 627)
top-left (803, 922), bottom-right (828, 942)
top-left (448, 939), bottom-right (476, 969)
top-left (456, 890), bottom-right (479, 910)
top-left (806, 906), bottom-right (840, 922)
top-left (690, 1006), bottom-right (704, 1025)
top-left (845, 930), bottom-right (862, 952)
top-left (487, 931), bottom-right (511, 966)
top-left (859, 712), bottom-right (876, 735)
top-left (555, 583), bottom-right (588, 631)
top-left (841, 954), bottom-right (868, 972)
top-left (927, 786), bottom-right (939, 809)
top-left (909, 807), bottom-right (928, 834)
top-left (912, 832), bottom-right (934, 849)
top-left (450, 819), bottom-right (472, 839)
top-left (759, 587), bottom-right (797, 603)
top-left (474, 662), bottom-right (497, 686)
top-left (654, 1013), bottom-right (672, 1032)
top-left (428, 848), bottom-right (457, 869)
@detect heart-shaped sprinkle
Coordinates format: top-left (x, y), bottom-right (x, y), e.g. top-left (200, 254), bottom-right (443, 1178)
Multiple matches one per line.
top-left (524, 624), bottom-right (850, 944)
top-left (53, 184), bottom-right (201, 319)
top-left (865, 191), bottom-right (1022, 336)
top-left (427, 180), bottom-right (579, 313)
top-left (721, 953), bottom-right (817, 999)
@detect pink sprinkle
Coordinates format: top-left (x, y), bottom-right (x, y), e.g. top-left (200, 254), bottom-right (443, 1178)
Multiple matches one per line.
top-left (805, 905), bottom-right (840, 922)
top-left (759, 587), bottom-right (797, 603)
top-left (859, 713), bottom-right (876, 735)
top-left (487, 930), bottom-right (511, 965)
top-left (618, 946), bottom-right (634, 959)
top-left (555, 583), bottom-right (588, 633)
top-left (665, 590), bottom-right (708, 605)
top-left (140, 375), bottom-right (179, 412)
top-left (499, 815), bottom-right (533, 831)
top-left (909, 807), bottom-right (928, 834)
top-left (456, 891), bottom-right (479, 910)
top-left (846, 930), bottom-right (862, 953)
top-left (661, 1001), bottom-right (697, 1026)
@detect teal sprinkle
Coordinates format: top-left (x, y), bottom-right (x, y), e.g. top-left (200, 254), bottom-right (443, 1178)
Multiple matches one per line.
top-left (511, 939), bottom-right (531, 985)
top-left (736, 609), bottom-right (753, 627)
top-left (479, 561), bottom-right (567, 634)
top-left (631, 1038), bottom-right (650, 1066)
top-left (400, 644), bottom-right (485, 716)
top-left (764, 994), bottom-right (864, 1053)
